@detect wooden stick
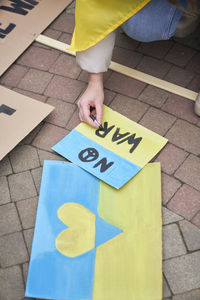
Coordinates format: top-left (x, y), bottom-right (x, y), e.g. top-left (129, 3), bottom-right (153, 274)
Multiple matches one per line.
top-left (36, 34), bottom-right (197, 102)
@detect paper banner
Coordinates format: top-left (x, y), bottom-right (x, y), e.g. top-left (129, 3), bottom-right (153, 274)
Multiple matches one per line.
top-left (25, 160), bottom-right (162, 300)
top-left (52, 105), bottom-right (167, 188)
top-left (0, 86), bottom-right (54, 160)
top-left (0, 0), bottom-right (72, 76)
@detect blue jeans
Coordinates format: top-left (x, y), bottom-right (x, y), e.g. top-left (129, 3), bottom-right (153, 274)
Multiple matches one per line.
top-left (121, 0), bottom-right (187, 42)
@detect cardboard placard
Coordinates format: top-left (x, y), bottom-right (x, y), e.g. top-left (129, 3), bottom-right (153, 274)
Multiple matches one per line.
top-left (0, 85), bottom-right (54, 160)
top-left (52, 105), bottom-right (168, 188)
top-left (26, 161), bottom-right (162, 300)
top-left (0, 0), bottom-right (72, 76)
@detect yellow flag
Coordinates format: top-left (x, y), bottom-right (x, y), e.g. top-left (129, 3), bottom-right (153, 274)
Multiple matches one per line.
top-left (69, 0), bottom-right (150, 52)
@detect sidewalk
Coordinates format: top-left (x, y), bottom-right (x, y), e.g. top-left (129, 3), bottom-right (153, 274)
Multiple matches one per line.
top-left (0, 2), bottom-right (200, 299)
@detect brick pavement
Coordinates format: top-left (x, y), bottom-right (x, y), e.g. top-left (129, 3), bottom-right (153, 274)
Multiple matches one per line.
top-left (0, 3), bottom-right (200, 300)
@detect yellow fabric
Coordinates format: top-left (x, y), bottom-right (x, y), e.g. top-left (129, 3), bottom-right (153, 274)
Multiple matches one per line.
top-left (93, 163), bottom-right (162, 300)
top-left (68, 0), bottom-right (150, 52)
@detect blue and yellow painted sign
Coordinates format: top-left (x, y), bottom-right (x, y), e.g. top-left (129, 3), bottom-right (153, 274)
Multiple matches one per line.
top-left (52, 105), bottom-right (167, 188)
top-left (25, 160), bottom-right (162, 300)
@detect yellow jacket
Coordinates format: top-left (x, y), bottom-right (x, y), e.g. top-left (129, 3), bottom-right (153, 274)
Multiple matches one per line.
top-left (68, 0), bottom-right (150, 52)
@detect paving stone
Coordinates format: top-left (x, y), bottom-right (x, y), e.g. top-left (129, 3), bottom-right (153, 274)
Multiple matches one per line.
top-left (112, 47), bottom-right (143, 68)
top-left (18, 68), bottom-right (53, 94)
top-left (37, 149), bottom-right (66, 166)
top-left (165, 44), bottom-right (196, 67)
top-left (17, 46), bottom-right (59, 71)
top-left (50, 12), bottom-right (75, 33)
top-left (138, 40), bottom-right (173, 59)
top-left (0, 176), bottom-right (10, 205)
top-left (139, 107), bottom-right (176, 136)
top-left (167, 184), bottom-right (200, 220)
top-left (192, 211), bottom-right (200, 228)
top-left (17, 197), bottom-right (38, 229)
top-left (44, 75), bottom-right (85, 102)
top-left (0, 203), bottom-right (21, 236)
top-left (165, 120), bottom-right (200, 155)
top-left (179, 220), bottom-right (200, 251)
top-left (58, 32), bottom-right (72, 44)
top-left (161, 173), bottom-right (181, 205)
top-left (77, 70), bottom-right (90, 83)
top-left (9, 145), bottom-right (40, 173)
top-left (186, 52), bottom-right (200, 74)
top-left (165, 66), bottom-right (194, 87)
top-left (0, 232), bottom-right (29, 267)
top-left (110, 94), bottom-right (149, 122)
top-left (0, 156), bottom-right (12, 176)
top-left (138, 85), bottom-right (169, 108)
top-left (0, 265), bottom-right (25, 300)
top-left (115, 30), bottom-right (139, 51)
top-left (163, 276), bottom-right (172, 298)
top-left (32, 123), bottom-right (68, 152)
top-left (13, 87), bottom-right (47, 103)
top-left (8, 171), bottom-right (37, 201)
top-left (24, 228), bottom-right (34, 255)
top-left (104, 89), bottom-right (116, 106)
top-left (31, 167), bottom-right (42, 194)
top-left (137, 56), bottom-right (171, 78)
top-left (23, 262), bottom-right (29, 285)
top-left (66, 108), bottom-right (80, 130)
top-left (105, 72), bottom-right (146, 98)
top-left (42, 28), bottom-right (62, 39)
top-left (163, 252), bottom-right (200, 294)
top-left (155, 144), bottom-right (188, 175)
top-left (162, 94), bottom-right (199, 125)
top-left (65, 0), bottom-right (75, 14)
top-left (172, 289), bottom-right (200, 300)
top-left (0, 64), bottom-right (28, 87)
top-left (162, 224), bottom-right (186, 260)
top-left (46, 98), bottom-right (76, 127)
top-left (162, 207), bottom-right (183, 225)
top-left (49, 54), bottom-right (81, 79)
top-left (175, 155), bottom-right (200, 191)
top-left (187, 74), bottom-right (200, 92)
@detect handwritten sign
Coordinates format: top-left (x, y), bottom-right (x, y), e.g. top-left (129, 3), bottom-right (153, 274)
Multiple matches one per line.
top-left (52, 105), bottom-right (167, 188)
top-left (0, 0), bottom-right (39, 39)
top-left (0, 86), bottom-right (54, 160)
top-left (0, 0), bottom-right (72, 75)
top-left (25, 160), bottom-right (162, 300)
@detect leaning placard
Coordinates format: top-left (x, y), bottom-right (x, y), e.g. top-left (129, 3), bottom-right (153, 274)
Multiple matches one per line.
top-left (52, 105), bottom-right (168, 188)
top-left (0, 85), bottom-right (54, 160)
top-left (0, 0), bottom-right (72, 76)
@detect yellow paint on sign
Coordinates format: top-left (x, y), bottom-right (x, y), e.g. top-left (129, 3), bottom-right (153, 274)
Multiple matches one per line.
top-left (93, 163), bottom-right (162, 300)
top-left (56, 203), bottom-right (95, 257)
top-left (76, 105), bottom-right (167, 168)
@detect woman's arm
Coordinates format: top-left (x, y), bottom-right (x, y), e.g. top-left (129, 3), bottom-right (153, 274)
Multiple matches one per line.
top-left (77, 72), bottom-right (104, 128)
top-left (76, 31), bottom-right (116, 127)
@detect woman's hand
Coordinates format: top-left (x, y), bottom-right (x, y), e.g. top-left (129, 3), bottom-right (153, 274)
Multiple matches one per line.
top-left (77, 72), bottom-right (104, 128)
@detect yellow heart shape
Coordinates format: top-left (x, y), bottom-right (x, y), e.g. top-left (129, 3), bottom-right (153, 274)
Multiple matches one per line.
top-left (55, 203), bottom-right (96, 257)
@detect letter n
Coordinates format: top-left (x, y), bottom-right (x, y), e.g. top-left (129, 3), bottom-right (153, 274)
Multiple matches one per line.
top-left (93, 158), bottom-right (114, 173)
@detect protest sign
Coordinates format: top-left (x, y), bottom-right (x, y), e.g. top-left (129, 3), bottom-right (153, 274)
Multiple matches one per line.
top-left (26, 160), bottom-right (162, 300)
top-left (0, 86), bottom-right (54, 160)
top-left (53, 105), bottom-right (167, 188)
